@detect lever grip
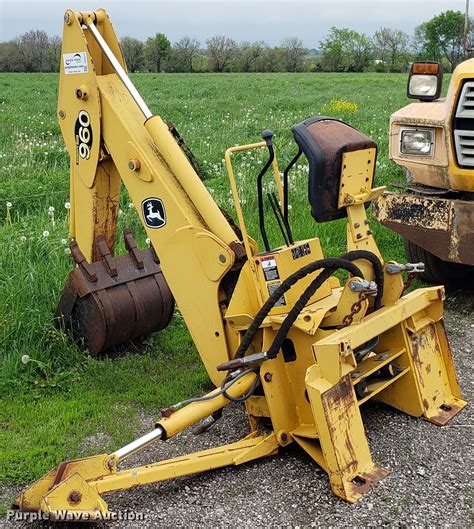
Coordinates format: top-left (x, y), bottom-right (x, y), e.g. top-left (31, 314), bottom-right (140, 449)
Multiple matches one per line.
top-left (261, 129), bottom-right (273, 147)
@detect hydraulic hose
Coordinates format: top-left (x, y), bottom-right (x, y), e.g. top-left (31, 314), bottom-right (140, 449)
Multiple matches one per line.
top-left (233, 257), bottom-right (363, 360)
top-left (266, 251), bottom-right (384, 360)
top-left (221, 368), bottom-right (260, 402)
top-left (341, 250), bottom-right (384, 310)
top-left (266, 266), bottom-right (338, 359)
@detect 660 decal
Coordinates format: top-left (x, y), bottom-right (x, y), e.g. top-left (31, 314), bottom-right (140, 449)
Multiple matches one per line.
top-left (74, 110), bottom-right (93, 163)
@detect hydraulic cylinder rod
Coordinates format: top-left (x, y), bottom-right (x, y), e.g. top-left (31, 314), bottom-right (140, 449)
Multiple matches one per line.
top-left (85, 17), bottom-right (239, 247)
top-left (85, 20), bottom-right (152, 119)
top-left (111, 427), bottom-right (165, 463)
top-left (108, 371), bottom-right (257, 466)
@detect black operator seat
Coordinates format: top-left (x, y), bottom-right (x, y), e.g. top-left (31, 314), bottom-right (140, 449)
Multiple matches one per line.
top-left (291, 116), bottom-right (378, 222)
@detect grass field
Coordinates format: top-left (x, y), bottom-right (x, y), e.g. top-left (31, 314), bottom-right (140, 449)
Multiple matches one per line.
top-left (0, 72), bottom-right (447, 503)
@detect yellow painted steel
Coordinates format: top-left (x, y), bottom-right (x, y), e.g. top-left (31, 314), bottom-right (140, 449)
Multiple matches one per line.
top-left (157, 372), bottom-right (258, 437)
top-left (15, 8), bottom-right (467, 518)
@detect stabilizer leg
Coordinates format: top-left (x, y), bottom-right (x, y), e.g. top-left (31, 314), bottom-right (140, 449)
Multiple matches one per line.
top-left (14, 371), bottom-right (264, 517)
top-left (14, 436), bottom-right (278, 519)
top-left (377, 317), bottom-right (467, 425)
top-left (306, 368), bottom-right (389, 503)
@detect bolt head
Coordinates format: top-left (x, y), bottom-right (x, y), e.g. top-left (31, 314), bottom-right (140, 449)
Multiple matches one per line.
top-left (68, 490), bottom-right (82, 504)
top-left (218, 253), bottom-right (227, 264)
top-left (128, 159), bottom-right (141, 171)
top-left (264, 372), bottom-right (272, 382)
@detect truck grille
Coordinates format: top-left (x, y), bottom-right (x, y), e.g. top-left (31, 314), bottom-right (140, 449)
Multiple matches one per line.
top-left (454, 81), bottom-right (474, 167)
top-left (455, 81), bottom-right (474, 118)
top-left (454, 130), bottom-right (474, 167)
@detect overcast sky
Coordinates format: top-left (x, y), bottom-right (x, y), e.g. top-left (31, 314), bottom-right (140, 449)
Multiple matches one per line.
top-left (0, 0), bottom-right (467, 47)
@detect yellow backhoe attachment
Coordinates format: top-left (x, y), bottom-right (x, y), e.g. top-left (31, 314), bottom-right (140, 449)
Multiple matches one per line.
top-left (14, 9), bottom-right (466, 520)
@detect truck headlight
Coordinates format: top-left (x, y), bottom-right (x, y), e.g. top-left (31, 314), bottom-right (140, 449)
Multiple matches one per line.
top-left (408, 75), bottom-right (438, 98)
top-left (407, 62), bottom-right (443, 101)
top-left (400, 128), bottom-right (434, 156)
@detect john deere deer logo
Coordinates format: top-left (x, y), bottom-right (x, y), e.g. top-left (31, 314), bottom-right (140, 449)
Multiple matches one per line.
top-left (141, 198), bottom-right (166, 229)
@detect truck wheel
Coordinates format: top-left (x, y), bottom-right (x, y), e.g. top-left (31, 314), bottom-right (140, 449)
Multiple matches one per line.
top-left (404, 240), bottom-right (471, 284)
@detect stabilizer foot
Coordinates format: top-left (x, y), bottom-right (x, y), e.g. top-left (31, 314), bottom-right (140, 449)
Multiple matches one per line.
top-left (41, 473), bottom-right (111, 522)
top-left (13, 454), bottom-right (111, 514)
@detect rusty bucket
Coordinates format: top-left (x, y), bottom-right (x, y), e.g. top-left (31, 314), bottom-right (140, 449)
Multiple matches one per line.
top-left (55, 228), bottom-right (174, 355)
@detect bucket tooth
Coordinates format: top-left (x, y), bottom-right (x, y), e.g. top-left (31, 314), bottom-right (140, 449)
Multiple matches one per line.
top-left (96, 236), bottom-right (118, 277)
top-left (69, 241), bottom-right (98, 282)
top-left (124, 227), bottom-right (144, 269)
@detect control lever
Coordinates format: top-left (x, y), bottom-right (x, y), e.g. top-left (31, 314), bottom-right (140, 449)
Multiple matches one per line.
top-left (257, 130), bottom-right (275, 251)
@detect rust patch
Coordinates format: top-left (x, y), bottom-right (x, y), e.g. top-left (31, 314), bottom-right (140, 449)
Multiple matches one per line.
top-left (322, 377), bottom-right (361, 476)
top-left (375, 192), bottom-right (474, 265)
top-left (347, 465), bottom-right (390, 500)
top-left (410, 332), bottom-right (425, 388)
top-left (55, 230), bottom-right (174, 355)
top-left (428, 402), bottom-right (465, 426)
top-left (452, 200), bottom-right (474, 264)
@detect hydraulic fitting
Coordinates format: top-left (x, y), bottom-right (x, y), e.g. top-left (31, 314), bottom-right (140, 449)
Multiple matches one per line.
top-left (386, 261), bottom-right (425, 275)
top-left (349, 279), bottom-right (378, 295)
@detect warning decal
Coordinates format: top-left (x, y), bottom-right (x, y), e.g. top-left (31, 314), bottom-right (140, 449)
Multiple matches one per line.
top-left (291, 242), bottom-right (311, 260)
top-left (261, 256), bottom-right (280, 281)
top-left (267, 281), bottom-right (286, 307)
top-left (63, 52), bottom-right (88, 74)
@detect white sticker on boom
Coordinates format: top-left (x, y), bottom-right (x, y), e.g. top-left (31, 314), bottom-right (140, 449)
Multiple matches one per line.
top-left (63, 52), bottom-right (88, 74)
top-left (261, 256), bottom-right (279, 281)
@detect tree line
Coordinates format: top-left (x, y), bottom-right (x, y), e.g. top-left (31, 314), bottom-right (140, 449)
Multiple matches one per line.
top-left (0, 10), bottom-right (469, 74)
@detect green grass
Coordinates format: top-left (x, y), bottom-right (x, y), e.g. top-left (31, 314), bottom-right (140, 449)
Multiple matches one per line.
top-left (0, 72), bottom-right (449, 500)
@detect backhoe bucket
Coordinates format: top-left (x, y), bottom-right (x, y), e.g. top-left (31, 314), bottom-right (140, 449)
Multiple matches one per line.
top-left (55, 228), bottom-right (174, 355)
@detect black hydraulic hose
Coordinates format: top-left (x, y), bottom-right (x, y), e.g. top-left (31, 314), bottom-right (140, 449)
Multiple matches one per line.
top-left (341, 250), bottom-right (384, 310)
top-left (221, 368), bottom-right (260, 402)
top-left (266, 266), bottom-right (337, 359)
top-left (266, 250), bottom-right (384, 360)
top-left (233, 257), bottom-right (363, 360)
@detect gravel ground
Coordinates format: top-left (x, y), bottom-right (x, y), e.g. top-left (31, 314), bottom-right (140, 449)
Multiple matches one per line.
top-left (3, 296), bottom-right (473, 528)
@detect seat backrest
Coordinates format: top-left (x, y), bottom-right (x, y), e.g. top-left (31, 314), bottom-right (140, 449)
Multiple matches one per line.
top-left (292, 116), bottom-right (377, 222)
